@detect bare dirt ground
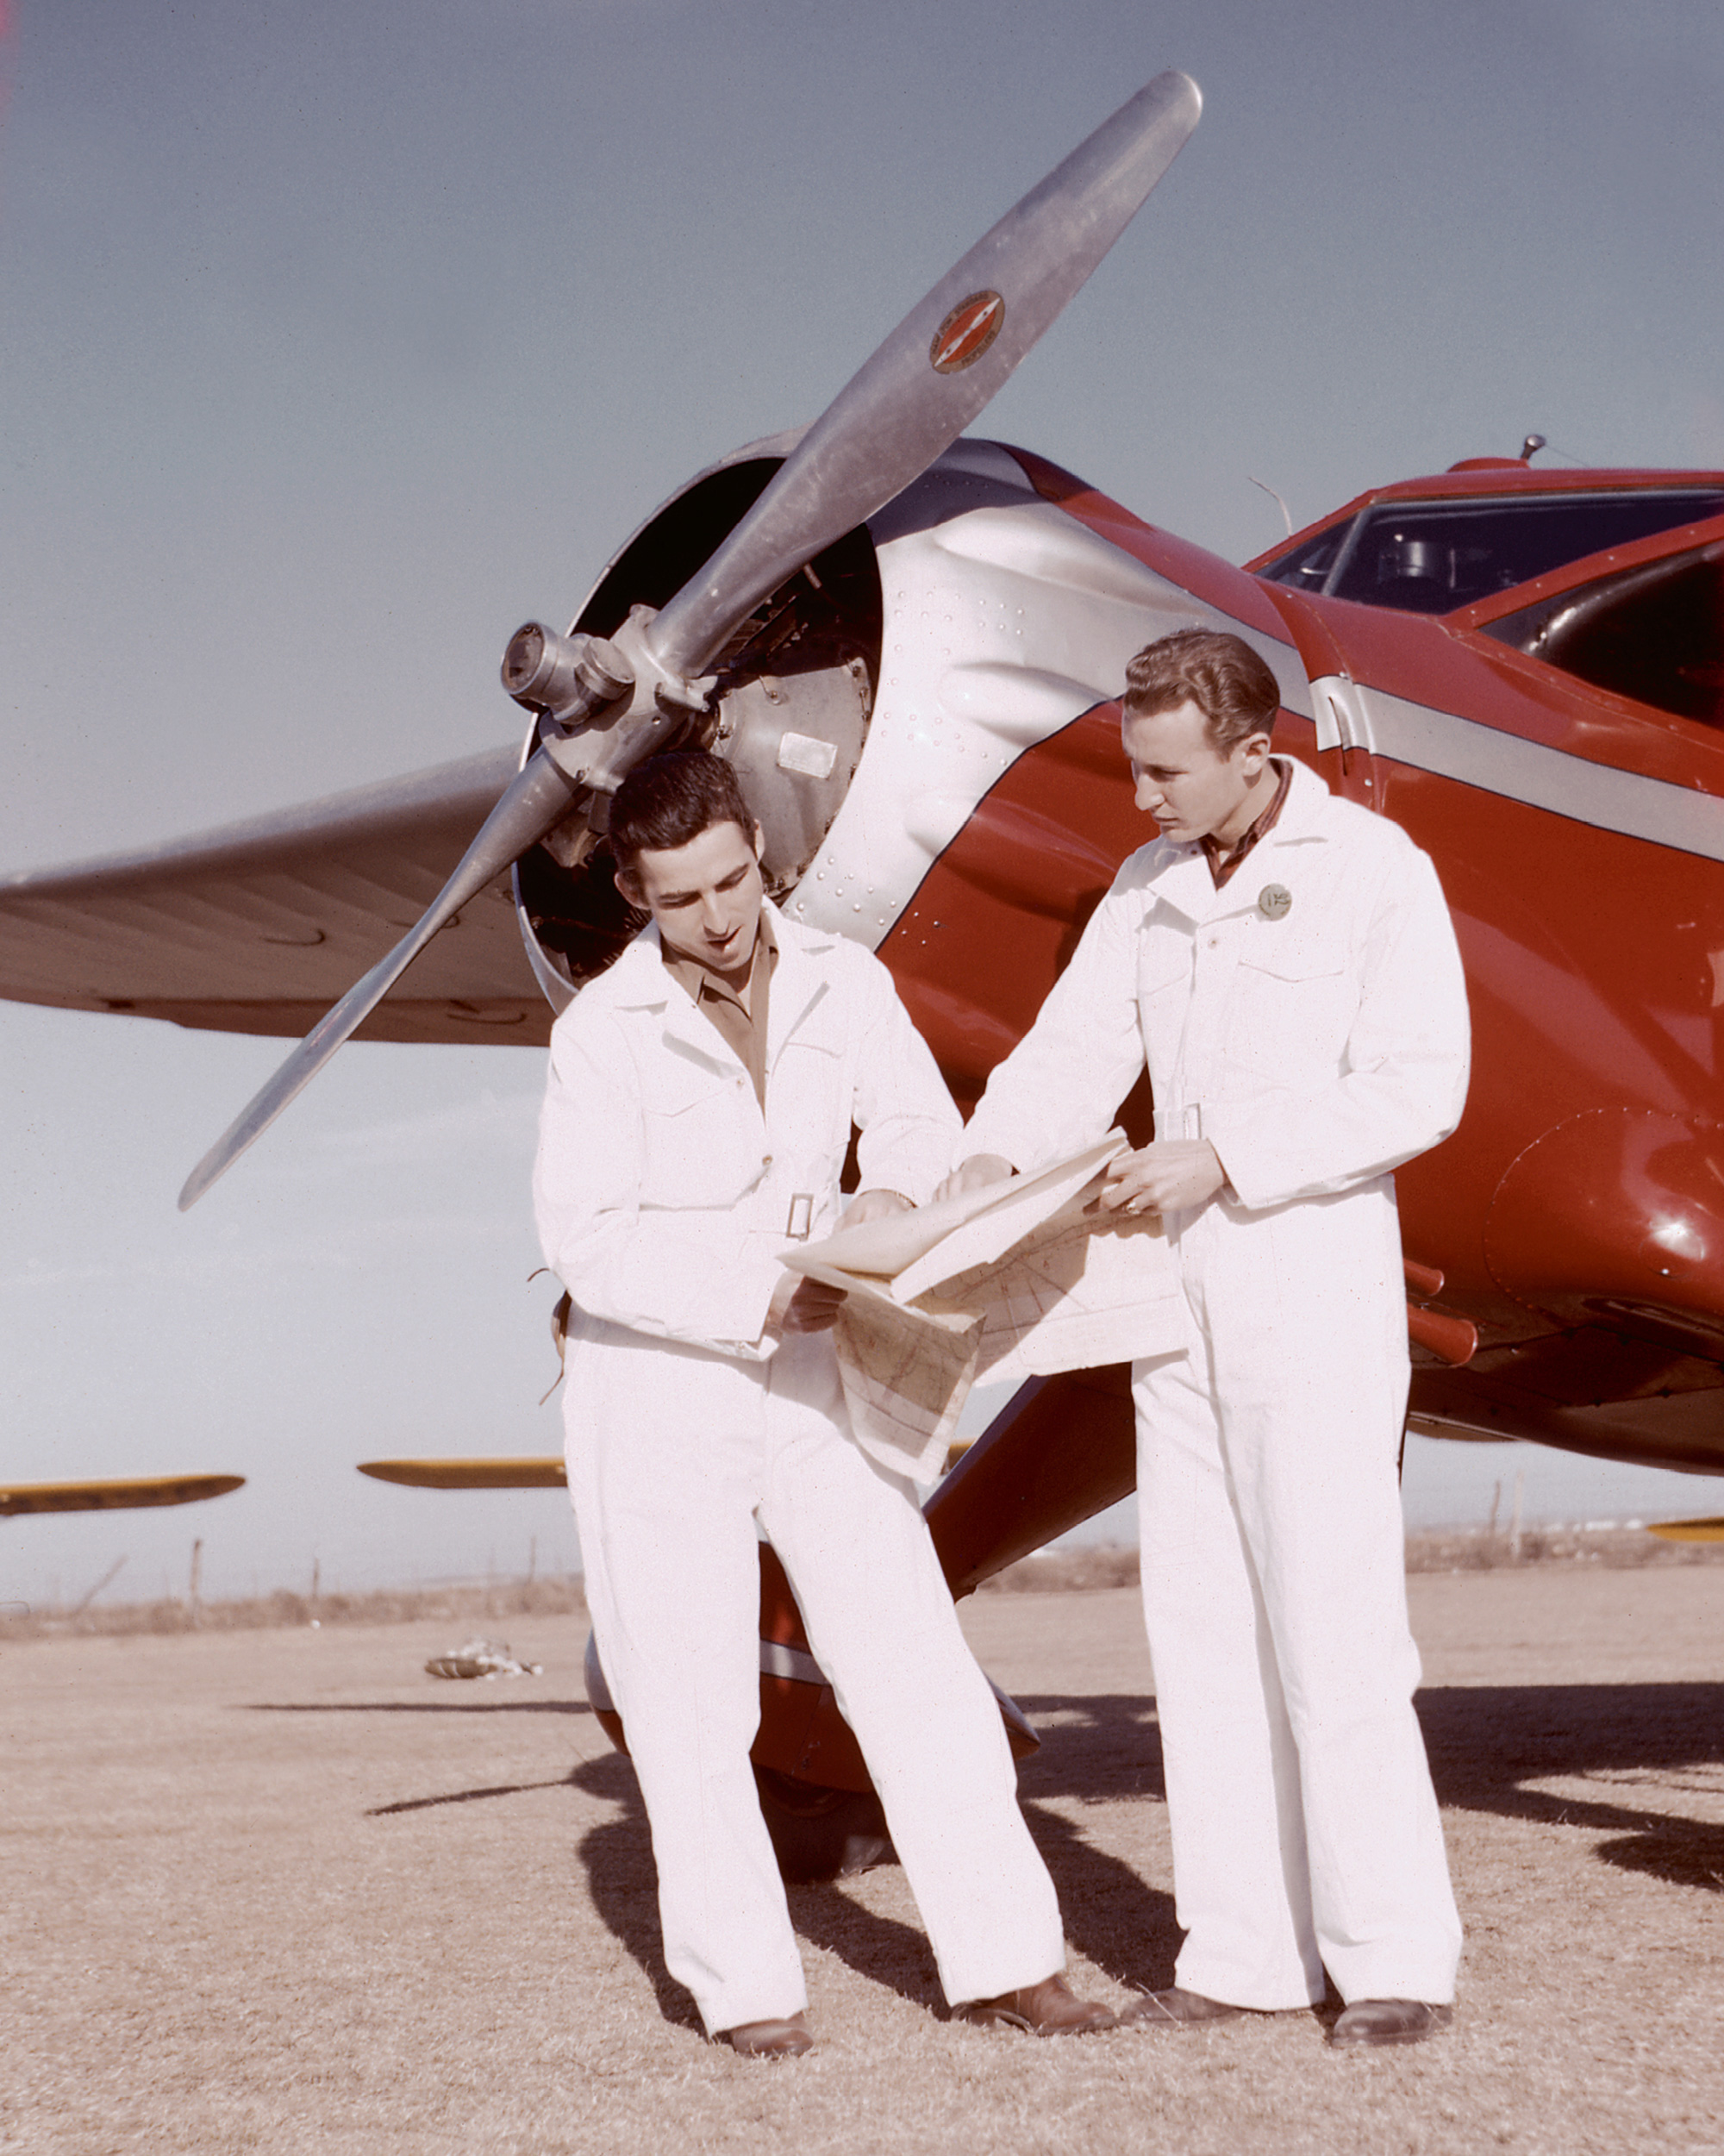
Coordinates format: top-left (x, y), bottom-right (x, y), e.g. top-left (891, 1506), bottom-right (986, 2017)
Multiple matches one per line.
top-left (5, 1566), bottom-right (1722, 2156)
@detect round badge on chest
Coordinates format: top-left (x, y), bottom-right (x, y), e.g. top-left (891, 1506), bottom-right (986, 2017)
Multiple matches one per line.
top-left (1257, 883), bottom-right (1292, 921)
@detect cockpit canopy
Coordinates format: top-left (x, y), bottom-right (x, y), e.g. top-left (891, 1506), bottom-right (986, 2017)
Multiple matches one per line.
top-left (1259, 489), bottom-right (1724, 613)
top-left (1257, 486), bottom-right (1724, 728)
top-left (1481, 538), bottom-right (1724, 728)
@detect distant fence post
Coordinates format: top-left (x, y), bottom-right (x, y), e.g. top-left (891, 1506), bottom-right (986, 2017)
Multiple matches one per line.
top-left (70, 1556), bottom-right (128, 1619)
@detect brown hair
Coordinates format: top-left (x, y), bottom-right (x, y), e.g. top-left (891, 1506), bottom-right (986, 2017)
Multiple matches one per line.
top-left (609, 752), bottom-right (756, 871)
top-left (1122, 629), bottom-right (1280, 752)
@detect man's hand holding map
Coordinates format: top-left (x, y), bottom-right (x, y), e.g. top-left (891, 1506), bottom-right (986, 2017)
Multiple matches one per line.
top-left (779, 1134), bottom-right (1185, 1481)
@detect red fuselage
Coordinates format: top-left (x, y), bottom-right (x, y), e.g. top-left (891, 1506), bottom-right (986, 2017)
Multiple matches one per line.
top-left (884, 453), bottom-right (1724, 1476)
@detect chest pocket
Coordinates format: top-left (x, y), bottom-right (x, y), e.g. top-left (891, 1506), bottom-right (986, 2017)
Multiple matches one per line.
top-left (1236, 921), bottom-right (1347, 984)
top-left (636, 1053), bottom-right (759, 1204)
top-left (1136, 923), bottom-right (1191, 1003)
top-left (768, 1035), bottom-right (848, 1172)
top-left (1229, 923), bottom-right (1359, 1075)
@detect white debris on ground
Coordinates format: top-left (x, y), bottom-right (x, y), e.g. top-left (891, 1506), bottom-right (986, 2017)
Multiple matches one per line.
top-left (424, 1638), bottom-right (543, 1679)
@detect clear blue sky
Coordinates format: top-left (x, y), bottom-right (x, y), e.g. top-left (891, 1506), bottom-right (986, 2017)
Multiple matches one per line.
top-left (4, 2), bottom-right (1722, 1609)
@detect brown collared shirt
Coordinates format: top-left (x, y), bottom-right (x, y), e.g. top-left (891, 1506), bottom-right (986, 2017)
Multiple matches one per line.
top-left (661, 909), bottom-right (778, 1110)
top-left (1201, 759), bottom-right (1292, 891)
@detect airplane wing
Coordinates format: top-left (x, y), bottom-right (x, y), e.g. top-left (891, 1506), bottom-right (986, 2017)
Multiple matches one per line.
top-left (0, 747), bottom-right (550, 1045)
top-left (357, 1458), bottom-right (566, 1490)
top-left (1, 1474), bottom-right (245, 1516)
top-left (1646, 1516), bottom-right (1724, 1542)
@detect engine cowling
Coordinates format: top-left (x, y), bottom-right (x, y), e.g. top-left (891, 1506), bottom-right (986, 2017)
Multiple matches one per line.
top-left (511, 437), bottom-right (881, 1011)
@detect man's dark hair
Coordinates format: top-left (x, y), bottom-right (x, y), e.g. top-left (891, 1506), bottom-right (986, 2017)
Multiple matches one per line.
top-left (1122, 629), bottom-right (1281, 753)
top-left (609, 752), bottom-right (756, 870)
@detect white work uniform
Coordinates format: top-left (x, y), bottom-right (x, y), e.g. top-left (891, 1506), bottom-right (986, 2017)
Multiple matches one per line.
top-left (534, 904), bottom-right (1065, 2035)
top-left (963, 757), bottom-right (1468, 2009)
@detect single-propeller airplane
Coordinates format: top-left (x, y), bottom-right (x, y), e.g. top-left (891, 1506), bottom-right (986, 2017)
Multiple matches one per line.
top-left (6, 70), bottom-right (1723, 1869)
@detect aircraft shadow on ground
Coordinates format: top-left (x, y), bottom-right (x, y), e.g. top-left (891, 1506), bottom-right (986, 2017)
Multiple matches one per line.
top-left (562, 1753), bottom-right (703, 2030)
top-left (1014, 1692), bottom-right (1181, 1990)
top-left (566, 1750), bottom-right (947, 2029)
top-left (256, 1674), bottom-right (1724, 2025)
top-left (1014, 1684), bottom-right (1724, 1899)
top-left (244, 1697), bottom-right (596, 1820)
top-left (248, 1698), bottom-right (595, 1715)
top-left (1416, 1682), bottom-right (1724, 1895)
top-left (565, 1703), bottom-right (1184, 2027)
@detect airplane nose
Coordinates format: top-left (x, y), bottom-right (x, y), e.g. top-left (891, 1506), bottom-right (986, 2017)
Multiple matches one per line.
top-left (1484, 1108), bottom-right (1724, 1352)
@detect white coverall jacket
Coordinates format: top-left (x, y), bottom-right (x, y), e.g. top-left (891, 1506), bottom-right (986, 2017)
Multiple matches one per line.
top-left (534, 905), bottom-right (1065, 2034)
top-left (963, 757), bottom-right (1470, 2008)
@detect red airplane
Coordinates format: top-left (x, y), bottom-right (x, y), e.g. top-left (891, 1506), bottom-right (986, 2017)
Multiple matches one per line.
top-left (5, 72), bottom-right (1722, 1868)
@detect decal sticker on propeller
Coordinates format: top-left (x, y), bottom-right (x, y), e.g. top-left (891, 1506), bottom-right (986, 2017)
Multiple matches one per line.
top-left (929, 291), bottom-right (1006, 373)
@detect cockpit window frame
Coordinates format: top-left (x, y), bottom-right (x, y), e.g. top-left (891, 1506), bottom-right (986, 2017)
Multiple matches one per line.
top-left (1452, 506), bottom-right (1724, 634)
top-left (1256, 489), bottom-right (1724, 618)
top-left (1455, 511), bottom-right (1724, 733)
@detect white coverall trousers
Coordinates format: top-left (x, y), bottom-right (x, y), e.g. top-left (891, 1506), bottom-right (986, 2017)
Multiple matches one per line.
top-left (565, 1320), bottom-right (1065, 2036)
top-left (1134, 1183), bottom-right (1462, 2010)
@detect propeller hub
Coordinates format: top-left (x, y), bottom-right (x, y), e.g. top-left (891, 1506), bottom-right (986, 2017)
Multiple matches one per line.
top-left (501, 623), bottom-right (632, 723)
top-left (533, 604), bottom-right (715, 794)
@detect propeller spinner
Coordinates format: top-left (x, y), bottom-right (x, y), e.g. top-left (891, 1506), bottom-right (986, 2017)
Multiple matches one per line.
top-left (179, 69), bottom-right (1202, 1209)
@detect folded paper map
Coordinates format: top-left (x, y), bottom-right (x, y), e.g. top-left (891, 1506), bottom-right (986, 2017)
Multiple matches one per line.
top-left (780, 1134), bottom-right (1184, 1481)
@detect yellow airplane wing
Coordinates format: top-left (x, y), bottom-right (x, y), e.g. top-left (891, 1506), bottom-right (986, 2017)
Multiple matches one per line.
top-left (357, 1458), bottom-right (566, 1490)
top-left (1, 1473), bottom-right (245, 1517)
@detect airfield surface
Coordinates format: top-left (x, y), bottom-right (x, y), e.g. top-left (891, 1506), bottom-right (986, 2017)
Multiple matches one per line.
top-left (5, 1568), bottom-right (1722, 2156)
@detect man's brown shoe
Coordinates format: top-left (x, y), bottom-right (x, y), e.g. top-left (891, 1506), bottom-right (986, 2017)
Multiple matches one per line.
top-left (1118, 1987), bottom-right (1246, 2028)
top-left (953, 1972), bottom-right (1116, 2037)
top-left (719, 2013), bottom-right (814, 2059)
top-left (1330, 1998), bottom-right (1452, 2048)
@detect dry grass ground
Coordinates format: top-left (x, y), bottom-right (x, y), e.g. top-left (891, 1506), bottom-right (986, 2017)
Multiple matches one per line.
top-left (7, 1524), bottom-right (1717, 1643)
top-left (5, 1565), bottom-right (1722, 2156)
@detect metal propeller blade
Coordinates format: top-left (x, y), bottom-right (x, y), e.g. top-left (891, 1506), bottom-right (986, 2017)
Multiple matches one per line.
top-left (648, 68), bottom-right (1201, 679)
top-left (177, 753), bottom-right (581, 1209)
top-left (179, 68), bottom-right (1201, 1208)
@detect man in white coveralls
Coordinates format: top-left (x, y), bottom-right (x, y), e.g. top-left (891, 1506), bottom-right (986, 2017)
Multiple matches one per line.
top-left (534, 751), bottom-right (1114, 2057)
top-left (945, 630), bottom-right (1469, 2048)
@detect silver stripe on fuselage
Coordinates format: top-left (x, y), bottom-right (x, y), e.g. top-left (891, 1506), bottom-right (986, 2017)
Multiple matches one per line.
top-left (760, 1640), bottom-right (825, 1687)
top-left (1315, 672), bottom-right (1724, 866)
top-left (583, 1632), bottom-right (828, 1714)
